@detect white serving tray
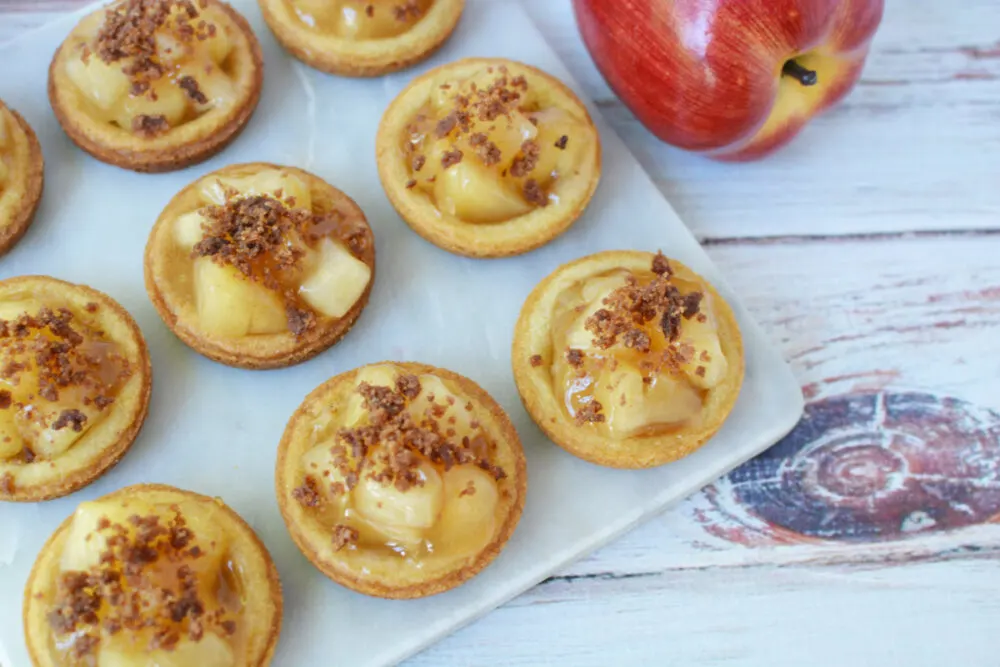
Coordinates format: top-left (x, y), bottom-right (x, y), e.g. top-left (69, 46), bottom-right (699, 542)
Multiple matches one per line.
top-left (0, 1), bottom-right (804, 665)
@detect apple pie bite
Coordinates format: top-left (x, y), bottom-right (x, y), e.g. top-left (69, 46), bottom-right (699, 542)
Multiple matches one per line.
top-left (0, 277), bottom-right (152, 502)
top-left (0, 101), bottom-right (44, 255)
top-left (48, 0), bottom-right (263, 173)
top-left (377, 58), bottom-right (601, 257)
top-left (258, 0), bottom-right (464, 77)
top-left (276, 362), bottom-right (526, 598)
top-left (24, 484), bottom-right (282, 667)
top-left (145, 163), bottom-right (376, 369)
top-left (512, 251), bottom-right (744, 469)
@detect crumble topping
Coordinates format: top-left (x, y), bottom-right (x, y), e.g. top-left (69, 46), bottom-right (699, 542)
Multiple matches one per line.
top-left (94, 0), bottom-right (217, 97)
top-left (332, 524), bottom-right (359, 551)
top-left (304, 373), bottom-right (507, 503)
top-left (529, 354), bottom-right (543, 368)
top-left (0, 308), bottom-right (129, 439)
top-left (132, 113), bottom-right (169, 137)
top-left (392, 0), bottom-right (423, 21)
top-left (584, 251), bottom-right (702, 351)
top-left (47, 509), bottom-right (237, 658)
top-left (575, 400), bottom-right (604, 425)
top-left (554, 135), bottom-right (568, 150)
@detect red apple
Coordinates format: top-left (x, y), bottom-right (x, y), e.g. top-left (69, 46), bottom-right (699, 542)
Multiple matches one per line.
top-left (573, 0), bottom-right (884, 160)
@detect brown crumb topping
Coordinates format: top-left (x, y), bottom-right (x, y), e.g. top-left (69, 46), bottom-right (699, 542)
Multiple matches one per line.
top-left (566, 348), bottom-right (584, 368)
top-left (0, 308), bottom-right (128, 437)
top-left (555, 135), bottom-right (569, 150)
top-left (292, 475), bottom-right (322, 507)
top-left (318, 374), bottom-right (506, 500)
top-left (178, 74), bottom-right (207, 104)
top-left (52, 409), bottom-right (88, 432)
top-left (585, 251), bottom-right (702, 349)
top-left (47, 508), bottom-right (236, 657)
top-left (529, 354), bottom-right (543, 368)
top-left (132, 113), bottom-right (169, 137)
top-left (441, 148), bottom-right (464, 169)
top-left (332, 524), bottom-right (359, 551)
top-left (393, 0), bottom-right (422, 21)
top-left (95, 0), bottom-right (215, 97)
top-left (509, 140), bottom-right (540, 177)
top-left (523, 179), bottom-right (547, 206)
top-left (575, 400), bottom-right (604, 425)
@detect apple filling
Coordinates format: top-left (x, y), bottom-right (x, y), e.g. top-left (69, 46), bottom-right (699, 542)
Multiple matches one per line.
top-left (546, 253), bottom-right (728, 439)
top-left (0, 303), bottom-right (131, 464)
top-left (63, 0), bottom-right (238, 137)
top-left (173, 168), bottom-right (372, 339)
top-left (402, 65), bottom-right (597, 223)
top-left (293, 364), bottom-right (507, 561)
top-left (48, 497), bottom-right (242, 666)
top-left (288, 0), bottom-right (432, 38)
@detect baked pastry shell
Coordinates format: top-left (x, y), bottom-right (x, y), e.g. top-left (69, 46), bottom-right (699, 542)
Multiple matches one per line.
top-left (48, 0), bottom-right (264, 173)
top-left (376, 57), bottom-right (602, 258)
top-left (144, 162), bottom-right (376, 370)
top-left (258, 0), bottom-right (464, 77)
top-left (23, 483), bottom-right (283, 667)
top-left (0, 103), bottom-right (45, 256)
top-left (0, 276), bottom-right (152, 502)
top-left (512, 250), bottom-right (745, 469)
top-left (275, 361), bottom-right (527, 599)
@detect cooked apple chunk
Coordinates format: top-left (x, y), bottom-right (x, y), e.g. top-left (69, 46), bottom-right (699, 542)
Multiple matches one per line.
top-left (298, 238), bottom-right (372, 318)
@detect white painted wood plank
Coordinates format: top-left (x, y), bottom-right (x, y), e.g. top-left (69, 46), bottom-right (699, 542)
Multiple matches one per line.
top-left (410, 559), bottom-right (1000, 666)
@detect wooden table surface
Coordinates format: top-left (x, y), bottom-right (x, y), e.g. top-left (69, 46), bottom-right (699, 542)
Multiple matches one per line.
top-left (2, 1), bottom-right (999, 665)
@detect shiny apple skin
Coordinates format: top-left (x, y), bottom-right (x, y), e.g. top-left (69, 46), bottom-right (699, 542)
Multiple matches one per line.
top-left (573, 0), bottom-right (885, 160)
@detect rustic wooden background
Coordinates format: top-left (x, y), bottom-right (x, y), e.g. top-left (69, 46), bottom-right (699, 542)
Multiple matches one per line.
top-left (2, 0), bottom-right (999, 664)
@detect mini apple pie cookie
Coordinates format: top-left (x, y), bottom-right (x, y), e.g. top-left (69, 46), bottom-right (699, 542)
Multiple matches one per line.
top-left (512, 251), bottom-right (744, 469)
top-left (259, 0), bottom-right (463, 77)
top-left (145, 163), bottom-right (375, 369)
top-left (0, 101), bottom-right (44, 255)
top-left (49, 0), bottom-right (264, 172)
top-left (276, 362), bottom-right (526, 598)
top-left (0, 277), bottom-right (152, 502)
top-left (377, 58), bottom-right (601, 257)
top-left (24, 484), bottom-right (282, 667)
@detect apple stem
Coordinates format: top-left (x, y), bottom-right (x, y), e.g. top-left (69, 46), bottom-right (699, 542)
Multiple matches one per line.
top-left (782, 60), bottom-right (818, 86)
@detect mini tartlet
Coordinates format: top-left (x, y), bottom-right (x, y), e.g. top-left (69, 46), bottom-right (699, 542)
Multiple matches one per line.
top-left (24, 483), bottom-right (283, 667)
top-left (0, 100), bottom-right (45, 255)
top-left (276, 362), bottom-right (526, 598)
top-left (48, 0), bottom-right (264, 173)
top-left (144, 163), bottom-right (376, 369)
top-left (259, 0), bottom-right (464, 77)
top-left (0, 277), bottom-right (152, 502)
top-left (512, 250), bottom-right (744, 469)
top-left (377, 58), bottom-right (601, 258)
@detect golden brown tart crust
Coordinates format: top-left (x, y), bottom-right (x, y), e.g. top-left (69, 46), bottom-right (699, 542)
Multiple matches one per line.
top-left (258, 0), bottom-right (464, 77)
top-left (376, 58), bottom-right (602, 258)
top-left (0, 103), bottom-right (45, 256)
top-left (512, 250), bottom-right (745, 469)
top-left (48, 0), bottom-right (264, 173)
top-left (23, 483), bottom-right (283, 667)
top-left (0, 277), bottom-right (152, 502)
top-left (144, 162), bottom-right (376, 370)
top-left (276, 362), bottom-right (527, 599)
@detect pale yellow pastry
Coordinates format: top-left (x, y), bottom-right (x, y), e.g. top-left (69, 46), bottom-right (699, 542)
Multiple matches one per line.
top-left (0, 277), bottom-right (151, 502)
top-left (0, 100), bottom-right (44, 255)
top-left (377, 58), bottom-right (601, 257)
top-left (259, 0), bottom-right (464, 77)
top-left (512, 251), bottom-right (744, 469)
top-left (49, 0), bottom-right (263, 172)
top-left (144, 163), bottom-right (376, 369)
top-left (24, 484), bottom-right (282, 667)
top-left (276, 362), bottom-right (527, 598)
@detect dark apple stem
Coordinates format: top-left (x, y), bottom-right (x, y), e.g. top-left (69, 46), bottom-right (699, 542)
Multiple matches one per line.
top-left (782, 60), bottom-right (818, 86)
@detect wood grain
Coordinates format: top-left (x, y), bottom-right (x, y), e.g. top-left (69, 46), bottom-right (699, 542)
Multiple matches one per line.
top-left (2, 2), bottom-right (1000, 666)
